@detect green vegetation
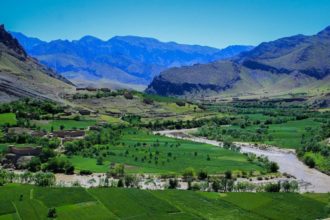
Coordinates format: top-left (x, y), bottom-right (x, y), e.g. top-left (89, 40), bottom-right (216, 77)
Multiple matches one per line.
top-left (0, 113), bottom-right (16, 126)
top-left (65, 127), bottom-right (264, 174)
top-left (35, 119), bottom-right (96, 131)
top-left (0, 184), bottom-right (328, 220)
top-left (197, 101), bottom-right (330, 173)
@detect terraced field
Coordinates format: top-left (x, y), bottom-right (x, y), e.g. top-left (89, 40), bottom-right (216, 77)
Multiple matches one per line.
top-left (0, 184), bottom-right (328, 220)
top-left (34, 119), bottom-right (96, 131)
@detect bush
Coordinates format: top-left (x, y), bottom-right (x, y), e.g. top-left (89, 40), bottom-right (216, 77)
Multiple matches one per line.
top-left (191, 183), bottom-right (201, 191)
top-left (264, 182), bottom-right (281, 192)
top-left (47, 208), bottom-right (57, 218)
top-left (225, 170), bottom-right (232, 179)
top-left (304, 156), bottom-right (315, 168)
top-left (268, 162), bottom-right (279, 173)
top-left (197, 170), bottom-right (208, 180)
top-left (117, 179), bottom-right (124, 187)
top-left (182, 167), bottom-right (195, 180)
top-left (143, 98), bottom-right (154, 105)
top-left (168, 178), bottom-right (178, 189)
top-left (79, 170), bottom-right (92, 175)
top-left (175, 101), bottom-right (186, 107)
top-left (124, 92), bottom-right (133, 99)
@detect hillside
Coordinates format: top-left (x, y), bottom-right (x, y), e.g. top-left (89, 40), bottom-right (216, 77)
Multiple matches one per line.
top-left (0, 25), bottom-right (75, 103)
top-left (11, 32), bottom-right (252, 89)
top-left (146, 26), bottom-right (330, 100)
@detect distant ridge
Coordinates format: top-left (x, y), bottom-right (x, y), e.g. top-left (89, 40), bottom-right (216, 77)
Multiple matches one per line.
top-left (10, 32), bottom-right (253, 89)
top-left (146, 26), bottom-right (330, 99)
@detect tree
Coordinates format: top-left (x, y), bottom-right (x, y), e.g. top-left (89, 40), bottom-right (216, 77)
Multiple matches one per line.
top-left (96, 157), bottom-right (104, 165)
top-left (264, 182), bottom-right (281, 192)
top-left (109, 164), bottom-right (125, 178)
top-left (268, 162), bottom-right (279, 173)
top-left (225, 170), bottom-right (232, 179)
top-left (182, 167), bottom-right (195, 181)
top-left (197, 170), bottom-right (208, 180)
top-left (27, 157), bottom-right (41, 172)
top-left (124, 175), bottom-right (136, 188)
top-left (117, 179), bottom-right (124, 187)
top-left (34, 172), bottom-right (55, 187)
top-left (168, 179), bottom-right (178, 189)
top-left (47, 208), bottom-right (57, 218)
top-left (282, 180), bottom-right (299, 192)
top-left (304, 156), bottom-right (315, 168)
top-left (60, 125), bottom-right (65, 130)
top-left (212, 179), bottom-right (220, 192)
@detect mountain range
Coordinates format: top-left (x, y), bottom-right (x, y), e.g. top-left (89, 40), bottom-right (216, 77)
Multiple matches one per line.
top-left (147, 26), bottom-right (330, 100)
top-left (0, 25), bottom-right (74, 103)
top-left (10, 32), bottom-right (253, 90)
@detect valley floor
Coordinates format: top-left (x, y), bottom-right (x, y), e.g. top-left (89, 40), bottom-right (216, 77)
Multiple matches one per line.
top-left (155, 129), bottom-right (330, 193)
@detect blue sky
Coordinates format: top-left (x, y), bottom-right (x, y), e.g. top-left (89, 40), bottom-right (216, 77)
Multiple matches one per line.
top-left (1, 0), bottom-right (330, 48)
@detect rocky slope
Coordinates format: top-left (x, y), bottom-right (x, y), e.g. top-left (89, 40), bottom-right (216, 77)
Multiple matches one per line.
top-left (146, 26), bottom-right (330, 99)
top-left (0, 25), bottom-right (75, 103)
top-left (11, 32), bottom-right (252, 89)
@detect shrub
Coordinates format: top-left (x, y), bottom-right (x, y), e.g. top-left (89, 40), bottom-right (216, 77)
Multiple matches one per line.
top-left (197, 170), bottom-right (208, 180)
top-left (264, 182), bottom-right (281, 192)
top-left (268, 162), bottom-right (279, 173)
top-left (175, 101), bottom-right (185, 107)
top-left (80, 170), bottom-right (92, 175)
top-left (304, 156), bottom-right (315, 168)
top-left (47, 208), bottom-right (57, 218)
top-left (168, 178), bottom-right (178, 189)
top-left (124, 92), bottom-right (133, 99)
top-left (143, 98), bottom-right (154, 105)
top-left (182, 167), bottom-right (195, 180)
top-left (225, 170), bottom-right (232, 179)
top-left (191, 183), bottom-right (201, 191)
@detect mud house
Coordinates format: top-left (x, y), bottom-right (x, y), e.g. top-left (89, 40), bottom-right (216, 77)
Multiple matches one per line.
top-left (51, 130), bottom-right (85, 139)
top-left (1, 145), bottom-right (42, 169)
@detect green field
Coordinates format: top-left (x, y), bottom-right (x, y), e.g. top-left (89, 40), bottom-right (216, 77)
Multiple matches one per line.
top-left (35, 119), bottom-right (96, 131)
top-left (0, 184), bottom-right (328, 220)
top-left (209, 117), bottom-right (321, 149)
top-left (68, 128), bottom-right (263, 174)
top-left (66, 156), bottom-right (111, 173)
top-left (264, 118), bottom-right (321, 148)
top-left (0, 113), bottom-right (17, 126)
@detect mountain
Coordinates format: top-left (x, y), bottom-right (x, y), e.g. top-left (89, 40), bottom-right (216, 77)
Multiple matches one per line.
top-left (0, 25), bottom-right (75, 103)
top-left (146, 26), bottom-right (330, 99)
top-left (10, 32), bottom-right (253, 90)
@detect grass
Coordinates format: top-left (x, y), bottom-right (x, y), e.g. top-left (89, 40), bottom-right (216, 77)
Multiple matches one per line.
top-left (69, 128), bottom-right (263, 174)
top-left (89, 188), bottom-right (182, 219)
top-left (56, 202), bottom-right (116, 220)
top-left (0, 184), bottom-right (329, 220)
top-left (220, 192), bottom-right (329, 220)
top-left (99, 114), bottom-right (126, 124)
top-left (66, 156), bottom-right (110, 173)
top-left (221, 117), bottom-right (321, 149)
top-left (264, 118), bottom-right (321, 148)
top-left (0, 113), bottom-right (17, 126)
top-left (304, 152), bottom-right (330, 173)
top-left (35, 119), bottom-right (96, 131)
top-left (34, 187), bottom-right (95, 207)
